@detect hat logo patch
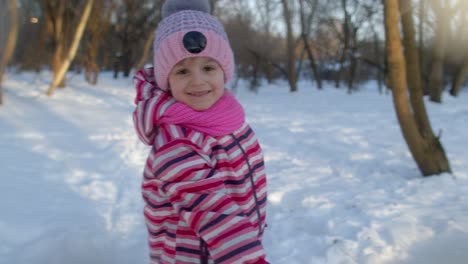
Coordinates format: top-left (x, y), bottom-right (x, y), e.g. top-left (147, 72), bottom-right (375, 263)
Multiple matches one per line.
top-left (183, 31), bottom-right (207, 54)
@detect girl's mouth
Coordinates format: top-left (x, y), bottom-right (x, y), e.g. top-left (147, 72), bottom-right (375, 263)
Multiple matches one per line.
top-left (188, 91), bottom-right (211, 97)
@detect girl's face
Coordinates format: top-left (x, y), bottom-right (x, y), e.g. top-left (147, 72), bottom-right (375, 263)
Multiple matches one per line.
top-left (168, 57), bottom-right (225, 111)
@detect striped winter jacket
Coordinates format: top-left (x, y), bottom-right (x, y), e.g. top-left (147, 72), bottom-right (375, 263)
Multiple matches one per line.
top-left (132, 68), bottom-right (268, 264)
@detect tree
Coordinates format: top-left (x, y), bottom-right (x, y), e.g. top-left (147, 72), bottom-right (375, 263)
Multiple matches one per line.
top-left (14, 0), bottom-right (48, 72)
top-left (254, 0), bottom-right (279, 84)
top-left (299, 0), bottom-right (322, 89)
top-left (42, 0), bottom-right (67, 88)
top-left (451, 54), bottom-right (468, 97)
top-left (0, 0), bottom-right (18, 105)
top-left (84, 0), bottom-right (115, 85)
top-left (136, 0), bottom-right (164, 71)
top-left (332, 0), bottom-right (370, 93)
top-left (427, 0), bottom-right (457, 103)
top-left (335, 0), bottom-right (353, 90)
top-left (46, 0), bottom-right (94, 96)
top-left (450, 2), bottom-right (468, 97)
top-left (384, 0), bottom-right (451, 176)
top-left (281, 0), bottom-right (298, 92)
top-left (208, 0), bottom-right (218, 14)
top-left (221, 0), bottom-right (285, 91)
top-left (112, 0), bottom-right (161, 78)
top-left (418, 0), bottom-right (428, 92)
top-left (361, 2), bottom-right (386, 93)
top-left (134, 31), bottom-right (155, 71)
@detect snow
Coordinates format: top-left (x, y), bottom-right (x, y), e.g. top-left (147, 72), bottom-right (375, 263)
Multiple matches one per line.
top-left (1, 72), bottom-right (468, 264)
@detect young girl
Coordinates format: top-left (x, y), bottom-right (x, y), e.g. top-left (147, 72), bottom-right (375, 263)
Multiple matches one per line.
top-left (132, 0), bottom-right (268, 263)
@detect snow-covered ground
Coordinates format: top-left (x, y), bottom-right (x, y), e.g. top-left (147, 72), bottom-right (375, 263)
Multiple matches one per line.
top-left (1, 71), bottom-right (467, 264)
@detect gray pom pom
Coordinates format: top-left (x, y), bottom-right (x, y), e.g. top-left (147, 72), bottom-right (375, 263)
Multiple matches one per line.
top-left (162, 0), bottom-right (211, 18)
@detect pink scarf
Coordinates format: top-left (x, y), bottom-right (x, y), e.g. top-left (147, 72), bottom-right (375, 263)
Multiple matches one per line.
top-left (158, 91), bottom-right (245, 137)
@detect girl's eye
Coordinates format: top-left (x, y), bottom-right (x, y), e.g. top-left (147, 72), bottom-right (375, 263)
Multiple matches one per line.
top-left (175, 69), bottom-right (188, 75)
top-left (204, 65), bottom-right (216, 71)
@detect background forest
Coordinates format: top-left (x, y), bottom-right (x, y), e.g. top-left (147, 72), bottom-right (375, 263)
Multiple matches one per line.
top-left (1, 0), bottom-right (468, 97)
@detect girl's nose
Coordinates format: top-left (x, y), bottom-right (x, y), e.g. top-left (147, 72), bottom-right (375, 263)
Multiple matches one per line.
top-left (190, 70), bottom-right (205, 86)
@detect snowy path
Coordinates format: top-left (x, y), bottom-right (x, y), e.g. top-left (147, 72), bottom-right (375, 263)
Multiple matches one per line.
top-left (0, 74), bottom-right (149, 263)
top-left (1, 73), bottom-right (468, 263)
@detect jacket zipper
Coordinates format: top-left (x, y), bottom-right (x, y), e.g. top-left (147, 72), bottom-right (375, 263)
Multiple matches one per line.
top-left (230, 134), bottom-right (263, 235)
top-left (200, 239), bottom-right (208, 264)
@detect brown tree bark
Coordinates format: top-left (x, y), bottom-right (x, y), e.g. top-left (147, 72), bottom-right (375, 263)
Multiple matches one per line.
top-left (373, 31), bottom-right (384, 94)
top-left (47, 0), bottom-right (94, 96)
top-left (0, 0), bottom-right (18, 105)
top-left (43, 0), bottom-right (66, 88)
top-left (428, 0), bottom-right (451, 103)
top-left (428, 46), bottom-right (445, 102)
top-left (256, 0), bottom-right (277, 84)
top-left (299, 0), bottom-right (322, 90)
top-left (209, 0), bottom-right (218, 14)
top-left (399, 0), bottom-right (432, 134)
top-left (85, 30), bottom-right (100, 86)
top-left (335, 0), bottom-right (350, 89)
top-left (418, 0), bottom-right (428, 93)
top-left (450, 54), bottom-right (468, 97)
top-left (347, 35), bottom-right (359, 94)
top-left (85, 0), bottom-right (109, 85)
top-left (281, 0), bottom-right (298, 92)
top-left (450, 4), bottom-right (468, 97)
top-left (384, 0), bottom-right (451, 176)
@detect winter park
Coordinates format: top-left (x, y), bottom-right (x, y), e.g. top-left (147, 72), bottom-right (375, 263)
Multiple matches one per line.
top-left (1, 0), bottom-right (468, 264)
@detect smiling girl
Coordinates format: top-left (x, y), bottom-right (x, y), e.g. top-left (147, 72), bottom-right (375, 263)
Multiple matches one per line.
top-left (132, 0), bottom-right (269, 263)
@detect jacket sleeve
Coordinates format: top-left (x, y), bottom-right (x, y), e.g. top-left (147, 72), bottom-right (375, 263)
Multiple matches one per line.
top-left (132, 68), bottom-right (174, 145)
top-left (150, 137), bottom-right (268, 264)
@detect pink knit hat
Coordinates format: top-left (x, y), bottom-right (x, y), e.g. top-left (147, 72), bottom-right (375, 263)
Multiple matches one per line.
top-left (153, 0), bottom-right (235, 91)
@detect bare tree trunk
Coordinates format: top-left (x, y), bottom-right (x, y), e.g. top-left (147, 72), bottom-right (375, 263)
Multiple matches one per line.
top-left (85, 59), bottom-right (100, 85)
top-left (296, 46), bottom-right (306, 82)
top-left (428, 53), bottom-right (444, 102)
top-left (44, 0), bottom-right (66, 88)
top-left (400, 0), bottom-right (449, 173)
top-left (418, 0), bottom-right (428, 94)
top-left (302, 35), bottom-right (322, 89)
top-left (399, 0), bottom-right (432, 133)
top-left (246, 49), bottom-right (262, 92)
top-left (450, 4), bottom-right (468, 97)
top-left (47, 0), bottom-right (94, 96)
top-left (135, 31), bottom-right (155, 71)
top-left (0, 0), bottom-right (18, 105)
top-left (256, 0), bottom-right (276, 84)
top-left (336, 0), bottom-right (350, 89)
top-left (335, 48), bottom-right (348, 88)
top-left (209, 0), bottom-right (218, 14)
top-left (85, 30), bottom-right (100, 85)
top-left (85, 0), bottom-right (113, 85)
top-left (299, 0), bottom-right (322, 90)
top-left (384, 0), bottom-right (451, 176)
top-left (281, 0), bottom-right (298, 92)
top-left (373, 32), bottom-right (383, 94)
top-left (450, 54), bottom-right (468, 97)
top-left (347, 34), bottom-right (358, 94)
top-left (428, 0), bottom-right (450, 103)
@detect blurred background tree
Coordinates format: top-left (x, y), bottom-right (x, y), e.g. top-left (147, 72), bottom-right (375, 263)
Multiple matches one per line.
top-left (0, 0), bottom-right (18, 105)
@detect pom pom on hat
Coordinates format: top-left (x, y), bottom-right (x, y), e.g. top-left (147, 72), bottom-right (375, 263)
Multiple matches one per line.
top-left (153, 0), bottom-right (235, 91)
top-left (161, 0), bottom-right (211, 18)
